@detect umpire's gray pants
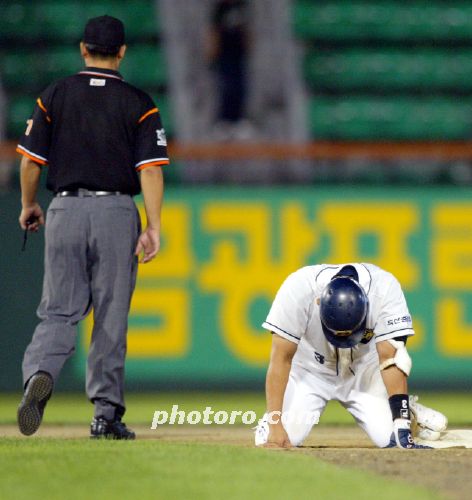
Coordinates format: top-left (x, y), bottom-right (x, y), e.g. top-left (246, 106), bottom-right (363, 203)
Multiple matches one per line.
top-left (22, 194), bottom-right (140, 420)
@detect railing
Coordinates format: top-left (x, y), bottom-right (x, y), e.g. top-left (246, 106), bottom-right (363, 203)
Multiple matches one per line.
top-left (3, 140), bottom-right (472, 162)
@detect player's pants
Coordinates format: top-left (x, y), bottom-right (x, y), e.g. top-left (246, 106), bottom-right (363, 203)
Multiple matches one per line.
top-left (256, 361), bottom-right (393, 448)
top-left (22, 194), bottom-right (140, 420)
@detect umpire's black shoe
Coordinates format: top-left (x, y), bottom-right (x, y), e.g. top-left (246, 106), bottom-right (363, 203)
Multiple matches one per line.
top-left (17, 371), bottom-right (53, 436)
top-left (90, 417), bottom-right (136, 440)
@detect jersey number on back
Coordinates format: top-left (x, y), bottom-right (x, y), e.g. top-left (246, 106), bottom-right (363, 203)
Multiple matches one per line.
top-left (25, 119), bottom-right (33, 136)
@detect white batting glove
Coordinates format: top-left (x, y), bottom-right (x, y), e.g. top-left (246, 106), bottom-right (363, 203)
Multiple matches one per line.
top-left (393, 419), bottom-right (432, 449)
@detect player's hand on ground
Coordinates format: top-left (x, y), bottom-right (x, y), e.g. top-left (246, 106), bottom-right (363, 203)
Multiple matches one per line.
top-left (19, 203), bottom-right (44, 231)
top-left (135, 227), bottom-right (160, 263)
top-left (264, 423), bottom-right (292, 449)
top-left (393, 418), bottom-right (432, 449)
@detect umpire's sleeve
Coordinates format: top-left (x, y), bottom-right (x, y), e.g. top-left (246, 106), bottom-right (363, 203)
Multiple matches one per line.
top-left (16, 86), bottom-right (54, 166)
top-left (134, 102), bottom-right (170, 172)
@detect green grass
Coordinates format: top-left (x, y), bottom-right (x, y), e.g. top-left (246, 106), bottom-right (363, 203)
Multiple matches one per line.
top-left (0, 439), bottom-right (442, 500)
top-left (0, 391), bottom-right (471, 426)
top-left (1, 392), bottom-right (464, 500)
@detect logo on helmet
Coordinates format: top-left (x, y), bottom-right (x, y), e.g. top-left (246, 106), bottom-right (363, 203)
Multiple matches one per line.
top-left (360, 328), bottom-right (374, 344)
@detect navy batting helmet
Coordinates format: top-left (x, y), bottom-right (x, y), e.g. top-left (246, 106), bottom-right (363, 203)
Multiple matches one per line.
top-left (319, 266), bottom-right (368, 348)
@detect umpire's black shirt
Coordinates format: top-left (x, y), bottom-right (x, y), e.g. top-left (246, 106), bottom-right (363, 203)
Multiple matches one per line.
top-left (17, 67), bottom-right (169, 195)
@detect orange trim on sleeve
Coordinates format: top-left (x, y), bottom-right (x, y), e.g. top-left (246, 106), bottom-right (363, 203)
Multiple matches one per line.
top-left (138, 107), bottom-right (158, 124)
top-left (37, 98), bottom-right (47, 113)
top-left (136, 160), bottom-right (169, 171)
top-left (37, 98), bottom-right (52, 122)
top-left (16, 147), bottom-right (48, 166)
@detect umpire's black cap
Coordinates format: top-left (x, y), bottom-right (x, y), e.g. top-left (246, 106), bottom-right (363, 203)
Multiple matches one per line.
top-left (319, 266), bottom-right (369, 349)
top-left (83, 15), bottom-right (125, 49)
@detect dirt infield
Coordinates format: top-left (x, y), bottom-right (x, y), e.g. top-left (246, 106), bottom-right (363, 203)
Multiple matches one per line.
top-left (2, 424), bottom-right (470, 499)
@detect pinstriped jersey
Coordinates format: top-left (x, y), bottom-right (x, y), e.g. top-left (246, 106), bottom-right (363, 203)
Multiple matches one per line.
top-left (17, 66), bottom-right (169, 195)
top-left (262, 263), bottom-right (414, 377)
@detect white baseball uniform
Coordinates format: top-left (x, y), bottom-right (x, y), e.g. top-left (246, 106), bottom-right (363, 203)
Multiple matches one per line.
top-left (257, 263), bottom-right (414, 448)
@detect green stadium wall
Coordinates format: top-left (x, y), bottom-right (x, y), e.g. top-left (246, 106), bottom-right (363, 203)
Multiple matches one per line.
top-left (2, 186), bottom-right (472, 391)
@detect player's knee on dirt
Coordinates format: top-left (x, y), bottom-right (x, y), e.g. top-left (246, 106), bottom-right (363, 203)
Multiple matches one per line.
top-left (286, 427), bottom-right (308, 447)
top-left (284, 412), bottom-right (320, 447)
top-left (362, 420), bottom-right (393, 448)
top-left (375, 430), bottom-right (395, 448)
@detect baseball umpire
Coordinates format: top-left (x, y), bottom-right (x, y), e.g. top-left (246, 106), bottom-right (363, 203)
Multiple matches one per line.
top-left (255, 263), bottom-right (447, 449)
top-left (16, 15), bottom-right (169, 439)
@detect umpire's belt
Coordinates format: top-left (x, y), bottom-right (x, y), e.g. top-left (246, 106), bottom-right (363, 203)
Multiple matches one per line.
top-left (56, 189), bottom-right (123, 197)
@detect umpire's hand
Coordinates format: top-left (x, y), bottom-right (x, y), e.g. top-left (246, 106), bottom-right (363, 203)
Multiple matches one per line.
top-left (19, 203), bottom-right (45, 232)
top-left (135, 227), bottom-right (160, 263)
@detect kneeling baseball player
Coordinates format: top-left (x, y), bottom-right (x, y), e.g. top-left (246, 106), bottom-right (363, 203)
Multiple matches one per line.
top-left (255, 263), bottom-right (447, 449)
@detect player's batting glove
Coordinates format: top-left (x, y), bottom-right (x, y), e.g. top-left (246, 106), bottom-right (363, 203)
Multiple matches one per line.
top-left (388, 394), bottom-right (431, 449)
top-left (392, 418), bottom-right (432, 449)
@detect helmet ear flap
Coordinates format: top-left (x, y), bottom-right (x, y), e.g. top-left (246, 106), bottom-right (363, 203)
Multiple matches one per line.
top-left (320, 276), bottom-right (368, 348)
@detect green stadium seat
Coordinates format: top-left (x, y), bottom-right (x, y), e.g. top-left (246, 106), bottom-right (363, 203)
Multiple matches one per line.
top-left (7, 95), bottom-right (36, 139)
top-left (84, 1), bottom-right (160, 38)
top-left (297, 2), bottom-right (472, 140)
top-left (294, 1), bottom-right (472, 41)
top-left (310, 97), bottom-right (472, 140)
top-left (121, 45), bottom-right (167, 88)
top-left (0, 52), bottom-right (39, 89)
top-left (0, 1), bottom-right (160, 42)
top-left (124, 1), bottom-right (161, 38)
top-left (33, 1), bottom-right (85, 40)
top-left (0, 48), bottom-right (82, 90)
top-left (42, 47), bottom-right (83, 83)
top-left (0, 2), bottom-right (39, 39)
top-left (304, 49), bottom-right (472, 92)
